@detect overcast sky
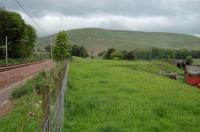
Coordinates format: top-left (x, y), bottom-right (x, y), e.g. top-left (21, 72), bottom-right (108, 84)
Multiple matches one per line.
top-left (1, 0), bottom-right (200, 37)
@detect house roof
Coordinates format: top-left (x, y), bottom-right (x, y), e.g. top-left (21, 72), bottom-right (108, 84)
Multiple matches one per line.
top-left (186, 65), bottom-right (200, 76)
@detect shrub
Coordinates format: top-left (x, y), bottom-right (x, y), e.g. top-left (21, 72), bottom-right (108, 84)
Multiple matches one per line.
top-left (103, 48), bottom-right (116, 59)
top-left (72, 45), bottom-right (88, 58)
top-left (11, 85), bottom-right (31, 99)
top-left (185, 56), bottom-right (193, 65)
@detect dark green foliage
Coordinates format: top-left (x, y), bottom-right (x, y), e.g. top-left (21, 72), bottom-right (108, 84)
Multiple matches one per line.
top-left (98, 51), bottom-right (106, 57)
top-left (103, 48), bottom-right (116, 59)
top-left (100, 48), bottom-right (200, 60)
top-left (53, 31), bottom-right (71, 60)
top-left (71, 45), bottom-right (88, 58)
top-left (124, 51), bottom-right (136, 60)
top-left (45, 45), bottom-right (51, 52)
top-left (0, 9), bottom-right (36, 58)
top-left (185, 56), bottom-right (193, 65)
top-left (25, 25), bottom-right (37, 56)
top-left (101, 49), bottom-right (135, 60)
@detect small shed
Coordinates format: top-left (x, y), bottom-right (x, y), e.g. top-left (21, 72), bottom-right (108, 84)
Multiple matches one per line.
top-left (185, 65), bottom-right (200, 85)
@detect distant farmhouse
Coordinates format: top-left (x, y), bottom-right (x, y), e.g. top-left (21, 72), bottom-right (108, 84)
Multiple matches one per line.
top-left (185, 65), bottom-right (200, 88)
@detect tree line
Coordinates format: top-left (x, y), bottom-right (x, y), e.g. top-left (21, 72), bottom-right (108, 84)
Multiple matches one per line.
top-left (0, 9), bottom-right (37, 59)
top-left (99, 48), bottom-right (200, 60)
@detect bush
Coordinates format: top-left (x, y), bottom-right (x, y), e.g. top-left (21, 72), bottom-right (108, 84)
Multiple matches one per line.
top-left (72, 45), bottom-right (88, 58)
top-left (103, 48), bottom-right (116, 59)
top-left (185, 56), bottom-right (193, 65)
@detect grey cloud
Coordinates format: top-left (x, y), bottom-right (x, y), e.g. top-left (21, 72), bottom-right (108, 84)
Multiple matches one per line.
top-left (2, 0), bottom-right (200, 17)
top-left (0, 0), bottom-right (200, 35)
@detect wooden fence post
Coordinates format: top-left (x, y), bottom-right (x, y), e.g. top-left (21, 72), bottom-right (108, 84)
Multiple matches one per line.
top-left (58, 71), bottom-right (62, 87)
top-left (42, 85), bottom-right (50, 131)
top-left (55, 77), bottom-right (60, 96)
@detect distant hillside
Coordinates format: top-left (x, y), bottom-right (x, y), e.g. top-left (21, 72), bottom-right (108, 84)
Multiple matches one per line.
top-left (36, 28), bottom-right (200, 55)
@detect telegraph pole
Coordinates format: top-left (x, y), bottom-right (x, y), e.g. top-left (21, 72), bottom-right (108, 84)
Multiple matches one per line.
top-left (5, 36), bottom-right (8, 65)
top-left (51, 37), bottom-right (53, 59)
top-left (90, 48), bottom-right (94, 59)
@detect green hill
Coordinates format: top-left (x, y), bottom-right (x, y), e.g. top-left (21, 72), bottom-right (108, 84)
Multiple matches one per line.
top-left (36, 28), bottom-right (200, 54)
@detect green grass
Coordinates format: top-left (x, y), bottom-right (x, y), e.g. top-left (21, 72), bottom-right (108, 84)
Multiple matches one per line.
top-left (194, 59), bottom-right (200, 65)
top-left (0, 79), bottom-right (42, 132)
top-left (64, 58), bottom-right (200, 132)
top-left (37, 28), bottom-right (200, 55)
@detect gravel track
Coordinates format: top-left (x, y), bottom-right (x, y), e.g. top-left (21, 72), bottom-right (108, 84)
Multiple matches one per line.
top-left (0, 60), bottom-right (54, 116)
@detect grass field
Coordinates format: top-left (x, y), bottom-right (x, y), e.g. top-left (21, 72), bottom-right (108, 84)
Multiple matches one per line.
top-left (37, 28), bottom-right (200, 54)
top-left (64, 58), bottom-right (200, 132)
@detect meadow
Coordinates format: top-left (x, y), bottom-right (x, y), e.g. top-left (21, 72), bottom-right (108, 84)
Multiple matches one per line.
top-left (64, 58), bottom-right (200, 132)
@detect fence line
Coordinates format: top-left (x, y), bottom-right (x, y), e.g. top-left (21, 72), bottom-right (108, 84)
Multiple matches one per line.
top-left (42, 60), bottom-right (69, 132)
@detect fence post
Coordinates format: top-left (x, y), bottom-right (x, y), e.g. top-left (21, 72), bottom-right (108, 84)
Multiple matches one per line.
top-left (42, 85), bottom-right (50, 132)
top-left (58, 71), bottom-right (62, 88)
top-left (55, 77), bottom-right (60, 96)
top-left (5, 36), bottom-right (8, 65)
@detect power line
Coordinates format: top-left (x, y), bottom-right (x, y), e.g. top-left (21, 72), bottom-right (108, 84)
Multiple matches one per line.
top-left (13, 0), bottom-right (48, 35)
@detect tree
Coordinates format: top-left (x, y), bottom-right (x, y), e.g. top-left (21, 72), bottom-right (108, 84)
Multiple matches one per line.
top-left (45, 45), bottom-right (51, 52)
top-left (52, 31), bottom-right (71, 60)
top-left (103, 48), bottom-right (115, 59)
top-left (0, 9), bottom-right (36, 58)
top-left (26, 24), bottom-right (37, 56)
top-left (72, 45), bottom-right (88, 58)
top-left (110, 51), bottom-right (121, 60)
top-left (185, 56), bottom-right (193, 65)
top-left (125, 51), bottom-right (136, 60)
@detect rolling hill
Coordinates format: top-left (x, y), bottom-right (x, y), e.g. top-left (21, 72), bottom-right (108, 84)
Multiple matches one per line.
top-left (36, 28), bottom-right (200, 55)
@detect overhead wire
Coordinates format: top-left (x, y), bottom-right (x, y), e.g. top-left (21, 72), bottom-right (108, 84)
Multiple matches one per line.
top-left (13, 0), bottom-right (49, 35)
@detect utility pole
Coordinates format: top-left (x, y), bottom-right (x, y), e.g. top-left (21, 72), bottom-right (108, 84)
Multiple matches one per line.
top-left (51, 37), bottom-right (53, 59)
top-left (5, 36), bottom-right (8, 65)
top-left (90, 48), bottom-right (93, 59)
top-left (90, 48), bottom-right (95, 59)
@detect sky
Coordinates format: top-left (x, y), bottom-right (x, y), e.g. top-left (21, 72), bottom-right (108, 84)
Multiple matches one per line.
top-left (0, 0), bottom-right (200, 37)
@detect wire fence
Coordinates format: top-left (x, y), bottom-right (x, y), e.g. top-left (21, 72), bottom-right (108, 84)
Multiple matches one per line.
top-left (42, 60), bottom-right (69, 132)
